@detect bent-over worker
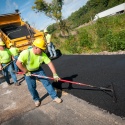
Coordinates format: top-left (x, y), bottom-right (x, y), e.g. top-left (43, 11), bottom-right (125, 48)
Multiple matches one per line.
top-left (16, 38), bottom-right (62, 107)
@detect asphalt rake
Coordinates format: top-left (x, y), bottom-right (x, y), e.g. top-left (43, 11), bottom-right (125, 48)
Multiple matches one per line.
top-left (15, 72), bottom-right (117, 103)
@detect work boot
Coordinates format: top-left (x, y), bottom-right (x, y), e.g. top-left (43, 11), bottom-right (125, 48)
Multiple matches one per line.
top-left (49, 56), bottom-right (53, 59)
top-left (7, 83), bottom-right (11, 86)
top-left (53, 56), bottom-right (57, 58)
top-left (35, 100), bottom-right (41, 107)
top-left (53, 97), bottom-right (62, 103)
top-left (53, 54), bottom-right (57, 58)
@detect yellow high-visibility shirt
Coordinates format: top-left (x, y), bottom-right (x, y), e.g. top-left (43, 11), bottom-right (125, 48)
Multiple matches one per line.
top-left (9, 47), bottom-right (19, 56)
top-left (18, 49), bottom-right (51, 71)
top-left (0, 49), bottom-right (12, 63)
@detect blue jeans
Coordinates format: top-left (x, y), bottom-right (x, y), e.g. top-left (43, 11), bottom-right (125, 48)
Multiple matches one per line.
top-left (25, 67), bottom-right (57, 101)
top-left (13, 55), bottom-right (19, 72)
top-left (2, 63), bottom-right (17, 84)
top-left (47, 42), bottom-right (57, 57)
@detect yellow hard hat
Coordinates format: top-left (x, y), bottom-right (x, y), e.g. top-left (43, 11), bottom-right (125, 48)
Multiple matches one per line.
top-left (0, 40), bottom-right (5, 46)
top-left (33, 38), bottom-right (46, 50)
top-left (9, 43), bottom-right (13, 47)
top-left (44, 29), bottom-right (48, 33)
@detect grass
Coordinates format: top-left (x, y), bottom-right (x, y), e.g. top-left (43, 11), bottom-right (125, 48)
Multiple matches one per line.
top-left (52, 13), bottom-right (125, 54)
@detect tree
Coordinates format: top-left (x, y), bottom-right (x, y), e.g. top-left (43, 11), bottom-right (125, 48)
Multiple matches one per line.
top-left (32, 0), bottom-right (69, 36)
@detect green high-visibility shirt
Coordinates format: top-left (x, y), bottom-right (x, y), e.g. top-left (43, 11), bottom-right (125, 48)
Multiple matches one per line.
top-left (18, 49), bottom-right (51, 71)
top-left (9, 47), bottom-right (19, 56)
top-left (0, 49), bottom-right (12, 63)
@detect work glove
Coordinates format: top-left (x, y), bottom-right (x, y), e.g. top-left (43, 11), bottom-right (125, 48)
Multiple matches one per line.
top-left (26, 71), bottom-right (31, 76)
top-left (53, 73), bottom-right (60, 82)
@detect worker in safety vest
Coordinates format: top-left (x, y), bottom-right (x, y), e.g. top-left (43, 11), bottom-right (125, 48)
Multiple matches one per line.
top-left (9, 43), bottom-right (20, 72)
top-left (16, 38), bottom-right (62, 107)
top-left (44, 29), bottom-right (57, 58)
top-left (0, 40), bottom-right (19, 86)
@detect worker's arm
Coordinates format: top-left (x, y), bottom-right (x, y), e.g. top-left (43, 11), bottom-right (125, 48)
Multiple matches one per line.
top-left (47, 61), bottom-right (60, 82)
top-left (47, 61), bottom-right (57, 74)
top-left (16, 60), bottom-right (28, 73)
top-left (12, 56), bottom-right (15, 60)
top-left (0, 63), bottom-right (2, 70)
top-left (0, 57), bottom-right (2, 70)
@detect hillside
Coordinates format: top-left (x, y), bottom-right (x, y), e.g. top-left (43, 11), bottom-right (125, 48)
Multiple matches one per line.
top-left (46, 0), bottom-right (125, 54)
top-left (52, 12), bottom-right (125, 54)
top-left (66, 0), bottom-right (125, 29)
top-left (48, 0), bottom-right (124, 31)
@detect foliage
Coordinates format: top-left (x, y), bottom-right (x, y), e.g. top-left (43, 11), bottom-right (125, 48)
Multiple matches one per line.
top-left (106, 30), bottom-right (125, 51)
top-left (33, 0), bottom-right (125, 54)
top-left (52, 13), bottom-right (125, 54)
top-left (47, 23), bottom-right (57, 33)
top-left (32, 0), bottom-right (70, 36)
top-left (94, 13), bottom-right (125, 52)
top-left (47, 0), bottom-right (124, 31)
top-left (55, 29), bottom-right (93, 54)
top-left (32, 0), bottom-right (63, 21)
top-left (95, 19), bottom-right (110, 38)
top-left (66, 0), bottom-right (124, 29)
top-left (77, 29), bottom-right (92, 48)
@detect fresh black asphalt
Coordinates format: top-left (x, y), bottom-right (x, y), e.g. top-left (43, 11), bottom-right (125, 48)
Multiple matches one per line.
top-left (42, 55), bottom-right (125, 118)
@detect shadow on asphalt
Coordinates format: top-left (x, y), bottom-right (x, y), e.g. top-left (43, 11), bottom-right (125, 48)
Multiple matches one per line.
top-left (52, 74), bottom-right (78, 91)
top-left (52, 74), bottom-right (116, 103)
top-left (40, 93), bottom-right (49, 102)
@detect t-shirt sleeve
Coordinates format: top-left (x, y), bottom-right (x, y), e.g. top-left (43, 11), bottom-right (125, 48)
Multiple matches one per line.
top-left (0, 55), bottom-right (1, 62)
top-left (46, 34), bottom-right (51, 43)
top-left (7, 49), bottom-right (12, 56)
top-left (18, 50), bottom-right (28, 63)
top-left (42, 52), bottom-right (51, 64)
top-left (16, 48), bottom-right (19, 53)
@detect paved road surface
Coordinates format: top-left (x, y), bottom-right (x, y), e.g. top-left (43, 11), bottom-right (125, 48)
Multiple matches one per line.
top-left (43, 55), bottom-right (125, 117)
top-left (0, 55), bottom-right (125, 125)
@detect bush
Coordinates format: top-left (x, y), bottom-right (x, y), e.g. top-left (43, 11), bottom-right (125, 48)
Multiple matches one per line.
top-left (63, 36), bottom-right (78, 53)
top-left (78, 29), bottom-right (92, 49)
top-left (106, 30), bottom-right (125, 51)
top-left (96, 19), bottom-right (110, 38)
